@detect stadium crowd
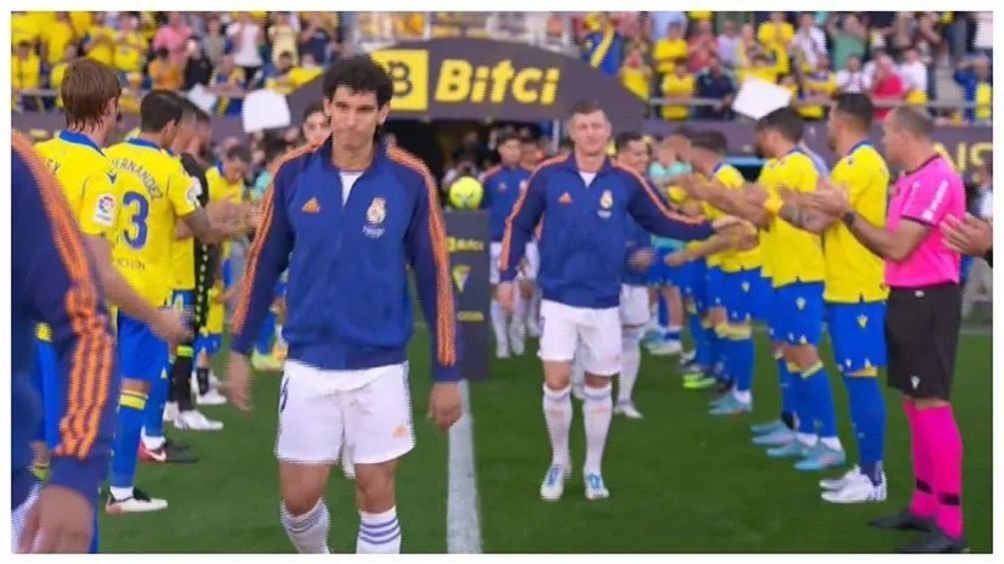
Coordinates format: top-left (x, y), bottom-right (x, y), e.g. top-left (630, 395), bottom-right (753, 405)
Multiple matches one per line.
top-left (11, 11), bottom-right (994, 123)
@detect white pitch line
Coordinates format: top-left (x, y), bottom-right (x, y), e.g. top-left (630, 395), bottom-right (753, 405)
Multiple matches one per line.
top-left (446, 379), bottom-right (482, 554)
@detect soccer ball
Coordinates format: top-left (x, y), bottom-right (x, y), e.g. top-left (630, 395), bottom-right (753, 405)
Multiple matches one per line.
top-left (448, 176), bottom-right (484, 210)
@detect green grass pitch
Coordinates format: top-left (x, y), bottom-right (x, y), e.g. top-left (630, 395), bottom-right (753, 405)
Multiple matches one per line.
top-left (99, 330), bottom-right (991, 553)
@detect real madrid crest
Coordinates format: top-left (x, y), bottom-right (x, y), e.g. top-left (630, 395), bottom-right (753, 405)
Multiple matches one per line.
top-left (363, 197), bottom-right (387, 238)
top-left (498, 182), bottom-right (507, 192)
top-left (597, 189), bottom-right (613, 218)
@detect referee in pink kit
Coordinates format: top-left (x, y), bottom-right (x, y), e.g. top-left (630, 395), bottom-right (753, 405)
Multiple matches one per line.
top-left (809, 106), bottom-right (968, 554)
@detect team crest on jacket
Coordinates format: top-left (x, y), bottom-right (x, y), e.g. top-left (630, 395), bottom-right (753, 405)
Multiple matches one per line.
top-left (498, 182), bottom-right (507, 192)
top-left (598, 189), bottom-right (613, 218)
top-left (364, 197), bottom-right (387, 238)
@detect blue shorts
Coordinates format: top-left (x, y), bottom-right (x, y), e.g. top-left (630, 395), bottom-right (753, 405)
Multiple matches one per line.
top-left (679, 260), bottom-right (707, 313)
top-left (826, 301), bottom-right (888, 374)
top-left (117, 312), bottom-right (169, 382)
top-left (705, 266), bottom-right (726, 310)
top-left (196, 333), bottom-right (223, 356)
top-left (774, 282), bottom-right (825, 346)
top-left (723, 268), bottom-right (762, 323)
top-left (31, 340), bottom-right (62, 447)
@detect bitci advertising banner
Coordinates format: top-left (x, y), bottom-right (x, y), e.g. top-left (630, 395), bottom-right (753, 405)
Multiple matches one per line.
top-left (444, 209), bottom-right (491, 381)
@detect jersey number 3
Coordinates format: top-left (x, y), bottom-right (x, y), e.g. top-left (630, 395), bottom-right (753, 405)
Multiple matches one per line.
top-left (123, 191), bottom-right (149, 249)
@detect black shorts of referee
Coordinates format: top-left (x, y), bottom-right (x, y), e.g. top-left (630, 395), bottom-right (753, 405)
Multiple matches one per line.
top-left (885, 283), bottom-right (962, 401)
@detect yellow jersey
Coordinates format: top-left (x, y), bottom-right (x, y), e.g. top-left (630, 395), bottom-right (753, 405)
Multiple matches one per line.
top-left (34, 131), bottom-right (126, 341)
top-left (756, 159), bottom-right (779, 280)
top-left (797, 71), bottom-right (837, 120)
top-left (823, 142), bottom-right (890, 303)
top-left (106, 138), bottom-right (200, 306)
top-left (763, 150), bottom-right (825, 288)
top-left (661, 74), bottom-right (695, 121)
top-left (757, 21), bottom-right (794, 75)
top-left (652, 38), bottom-right (687, 75)
top-left (85, 25), bottom-right (116, 66)
top-left (711, 163), bottom-right (761, 272)
top-left (12, 53), bottom-right (42, 91)
top-left (206, 164), bottom-right (244, 257)
top-left (43, 20), bottom-right (76, 66)
top-left (620, 66), bottom-right (651, 101)
top-left (114, 31), bottom-right (147, 73)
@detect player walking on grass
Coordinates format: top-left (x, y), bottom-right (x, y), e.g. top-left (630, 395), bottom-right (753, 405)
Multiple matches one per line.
top-left (498, 100), bottom-right (720, 502)
top-left (760, 94), bottom-right (892, 503)
top-left (225, 55), bottom-right (464, 554)
top-left (12, 132), bottom-right (117, 553)
top-left (808, 106), bottom-right (968, 553)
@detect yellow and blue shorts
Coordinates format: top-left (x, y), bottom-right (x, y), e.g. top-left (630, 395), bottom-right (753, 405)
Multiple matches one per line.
top-left (705, 265), bottom-right (726, 310)
top-left (722, 268), bottom-right (763, 323)
top-left (678, 259), bottom-right (707, 314)
top-left (825, 300), bottom-right (888, 374)
top-left (774, 281), bottom-right (825, 346)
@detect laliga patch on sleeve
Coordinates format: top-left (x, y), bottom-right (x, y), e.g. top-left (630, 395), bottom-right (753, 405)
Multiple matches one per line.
top-left (187, 179), bottom-right (203, 206)
top-left (93, 193), bottom-right (117, 227)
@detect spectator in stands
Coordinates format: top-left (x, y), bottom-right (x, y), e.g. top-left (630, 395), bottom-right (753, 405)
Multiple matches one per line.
top-left (119, 72), bottom-right (145, 115)
top-left (149, 47), bottom-right (183, 91)
top-left (113, 13), bottom-right (147, 76)
top-left (741, 51), bottom-right (781, 85)
top-left (717, 20), bottom-right (741, 69)
top-left (734, 23), bottom-right (761, 74)
top-left (687, 19), bottom-right (717, 73)
top-left (581, 12), bottom-right (624, 76)
top-left (153, 11), bottom-right (194, 67)
top-left (12, 40), bottom-right (42, 111)
top-left (869, 53), bottom-right (906, 121)
top-left (41, 12), bottom-right (76, 68)
top-left (797, 55), bottom-right (837, 120)
top-left (757, 12), bottom-right (794, 76)
top-left (202, 15), bottom-right (227, 69)
top-left (289, 52), bottom-right (323, 88)
top-left (265, 51), bottom-right (297, 95)
top-left (661, 59), bottom-right (695, 121)
top-left (268, 12), bottom-right (299, 66)
top-left (619, 45), bottom-right (653, 102)
top-left (972, 11), bottom-right (993, 55)
top-left (649, 11), bottom-right (688, 42)
top-left (826, 13), bottom-right (867, 72)
top-left (836, 54), bottom-right (870, 93)
top-left (695, 54), bottom-right (735, 120)
top-left (209, 54), bottom-right (246, 116)
top-left (83, 12), bottom-right (116, 68)
top-left (899, 46), bottom-right (930, 107)
top-left (228, 11), bottom-right (265, 86)
top-left (791, 12), bottom-right (827, 74)
top-left (182, 38), bottom-right (214, 90)
top-left (298, 12), bottom-right (336, 66)
top-left (953, 54), bottom-right (992, 123)
top-left (48, 44), bottom-right (77, 109)
top-left (652, 21), bottom-right (687, 77)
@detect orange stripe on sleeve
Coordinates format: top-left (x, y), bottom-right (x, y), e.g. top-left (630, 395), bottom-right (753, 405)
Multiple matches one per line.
top-left (14, 132), bottom-right (114, 461)
top-left (478, 164), bottom-right (502, 184)
top-left (500, 154), bottom-right (568, 269)
top-left (387, 147), bottom-right (457, 366)
top-left (613, 162), bottom-right (707, 225)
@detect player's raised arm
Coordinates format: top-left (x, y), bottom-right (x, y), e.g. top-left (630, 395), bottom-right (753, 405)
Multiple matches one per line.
top-left (405, 167), bottom-right (462, 384)
top-left (230, 162), bottom-right (295, 356)
top-left (498, 168), bottom-right (547, 282)
top-left (13, 136), bottom-right (116, 541)
top-left (623, 167), bottom-right (715, 241)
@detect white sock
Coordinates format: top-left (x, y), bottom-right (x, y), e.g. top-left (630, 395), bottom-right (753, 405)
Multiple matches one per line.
top-left (542, 384), bottom-right (572, 467)
top-left (529, 288), bottom-right (542, 327)
top-left (618, 329), bottom-right (641, 404)
top-left (280, 499), bottom-right (331, 554)
top-left (797, 433), bottom-right (819, 448)
top-left (141, 433), bottom-right (165, 450)
top-left (733, 389), bottom-right (752, 404)
top-left (490, 299), bottom-right (509, 351)
top-left (275, 325), bottom-right (286, 347)
top-left (509, 292), bottom-right (527, 344)
top-left (820, 436), bottom-right (844, 451)
top-left (109, 486), bottom-right (134, 500)
top-left (582, 383), bottom-right (613, 475)
top-left (357, 506), bottom-right (401, 554)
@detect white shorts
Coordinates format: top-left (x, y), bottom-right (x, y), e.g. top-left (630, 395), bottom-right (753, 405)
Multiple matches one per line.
top-left (11, 483), bottom-right (40, 553)
top-left (276, 360), bottom-right (415, 465)
top-left (490, 241), bottom-right (539, 285)
top-left (538, 299), bottom-right (621, 376)
top-left (619, 284), bottom-right (651, 326)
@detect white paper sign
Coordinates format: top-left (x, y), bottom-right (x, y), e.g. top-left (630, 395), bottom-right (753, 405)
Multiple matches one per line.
top-left (186, 84), bottom-right (218, 115)
top-left (731, 78), bottom-right (794, 120)
top-left (241, 89), bottom-right (292, 133)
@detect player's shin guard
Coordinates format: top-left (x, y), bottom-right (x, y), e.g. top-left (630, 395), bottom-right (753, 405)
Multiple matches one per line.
top-left (619, 328), bottom-right (642, 404)
top-left (280, 499), bottom-right (330, 554)
top-left (142, 369), bottom-right (170, 449)
top-left (845, 375), bottom-right (886, 484)
top-left (542, 384), bottom-right (572, 467)
top-left (171, 345), bottom-right (195, 411)
top-left (357, 507), bottom-right (402, 554)
top-left (730, 327), bottom-right (755, 403)
top-left (110, 389), bottom-right (148, 492)
top-left (802, 362), bottom-right (841, 450)
top-left (919, 405), bottom-right (964, 538)
top-left (582, 383), bottom-right (613, 475)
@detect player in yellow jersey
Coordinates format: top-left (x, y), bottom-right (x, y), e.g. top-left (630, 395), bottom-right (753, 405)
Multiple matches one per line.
top-left (30, 60), bottom-right (189, 488)
top-left (103, 90), bottom-right (234, 514)
top-left (685, 132), bottom-right (764, 415)
top-left (765, 94), bottom-right (892, 502)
